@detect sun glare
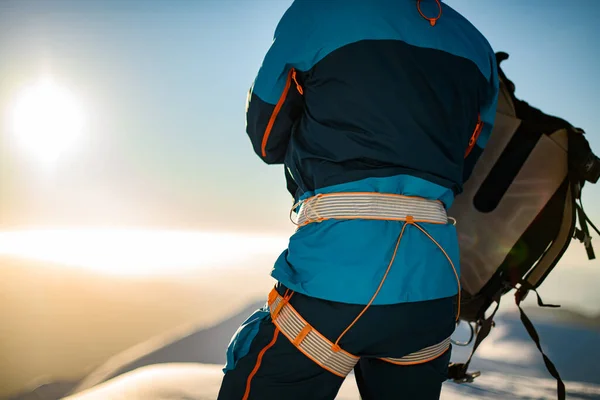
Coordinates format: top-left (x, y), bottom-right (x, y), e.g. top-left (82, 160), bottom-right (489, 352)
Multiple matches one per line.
top-left (9, 78), bottom-right (86, 166)
top-left (0, 229), bottom-right (288, 276)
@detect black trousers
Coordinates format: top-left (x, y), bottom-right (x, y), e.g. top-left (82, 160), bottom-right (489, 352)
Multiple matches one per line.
top-left (218, 284), bottom-right (455, 400)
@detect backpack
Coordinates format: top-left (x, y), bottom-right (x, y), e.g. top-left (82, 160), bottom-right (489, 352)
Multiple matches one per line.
top-left (446, 52), bottom-right (600, 400)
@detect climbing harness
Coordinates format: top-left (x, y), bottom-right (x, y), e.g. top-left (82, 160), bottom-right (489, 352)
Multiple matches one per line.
top-left (292, 192), bottom-right (452, 227)
top-left (273, 192), bottom-right (461, 377)
top-left (268, 288), bottom-right (453, 378)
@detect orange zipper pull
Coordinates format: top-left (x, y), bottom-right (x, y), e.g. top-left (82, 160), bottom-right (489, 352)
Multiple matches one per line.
top-left (465, 114), bottom-right (483, 158)
top-left (292, 69), bottom-right (304, 95)
top-left (417, 0), bottom-right (442, 26)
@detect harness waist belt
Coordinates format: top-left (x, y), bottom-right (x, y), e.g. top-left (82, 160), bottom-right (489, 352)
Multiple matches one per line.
top-left (268, 289), bottom-right (452, 378)
top-left (294, 192), bottom-right (449, 227)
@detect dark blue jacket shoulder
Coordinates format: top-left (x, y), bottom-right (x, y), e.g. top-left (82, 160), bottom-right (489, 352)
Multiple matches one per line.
top-left (246, 0), bottom-right (499, 196)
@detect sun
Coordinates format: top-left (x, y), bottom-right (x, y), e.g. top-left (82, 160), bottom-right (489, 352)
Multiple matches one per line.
top-left (9, 78), bottom-right (86, 166)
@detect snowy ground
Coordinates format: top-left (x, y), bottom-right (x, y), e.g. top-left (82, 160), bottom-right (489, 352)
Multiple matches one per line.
top-left (9, 299), bottom-right (600, 400)
top-left (61, 362), bottom-right (600, 400)
top-left (57, 309), bottom-right (600, 400)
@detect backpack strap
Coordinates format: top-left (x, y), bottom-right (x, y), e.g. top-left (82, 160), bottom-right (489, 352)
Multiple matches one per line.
top-left (514, 288), bottom-right (566, 400)
top-left (575, 200), bottom-right (597, 260)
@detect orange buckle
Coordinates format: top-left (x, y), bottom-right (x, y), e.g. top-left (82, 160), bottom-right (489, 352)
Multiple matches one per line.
top-left (293, 325), bottom-right (312, 346)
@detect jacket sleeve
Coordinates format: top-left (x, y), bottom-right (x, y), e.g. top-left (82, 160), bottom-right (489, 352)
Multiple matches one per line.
top-left (463, 52), bottom-right (499, 183)
top-left (245, 2), bottom-right (311, 164)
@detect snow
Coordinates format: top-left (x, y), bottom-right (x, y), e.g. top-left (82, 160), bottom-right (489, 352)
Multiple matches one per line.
top-left (61, 362), bottom-right (600, 400)
top-left (9, 298), bottom-right (600, 400)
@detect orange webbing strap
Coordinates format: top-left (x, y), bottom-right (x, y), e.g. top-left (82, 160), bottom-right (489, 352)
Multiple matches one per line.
top-left (290, 192), bottom-right (451, 227)
top-left (267, 287), bottom-right (452, 377)
top-left (268, 288), bottom-right (359, 377)
top-left (382, 337), bottom-right (451, 366)
top-left (277, 192), bottom-right (461, 376)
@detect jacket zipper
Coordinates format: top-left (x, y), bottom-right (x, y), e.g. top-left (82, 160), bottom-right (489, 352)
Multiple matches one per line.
top-left (465, 114), bottom-right (483, 158)
top-left (260, 68), bottom-right (303, 158)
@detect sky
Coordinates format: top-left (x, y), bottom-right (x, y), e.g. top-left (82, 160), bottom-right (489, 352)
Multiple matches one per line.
top-left (0, 1), bottom-right (599, 308)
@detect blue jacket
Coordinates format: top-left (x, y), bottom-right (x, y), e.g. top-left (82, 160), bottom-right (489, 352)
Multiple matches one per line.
top-left (246, 0), bottom-right (499, 305)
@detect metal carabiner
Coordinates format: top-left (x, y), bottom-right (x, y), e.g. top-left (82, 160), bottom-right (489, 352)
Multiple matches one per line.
top-left (451, 319), bottom-right (475, 347)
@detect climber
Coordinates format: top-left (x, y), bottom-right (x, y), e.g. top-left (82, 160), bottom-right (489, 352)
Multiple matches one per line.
top-left (218, 0), bottom-right (499, 399)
